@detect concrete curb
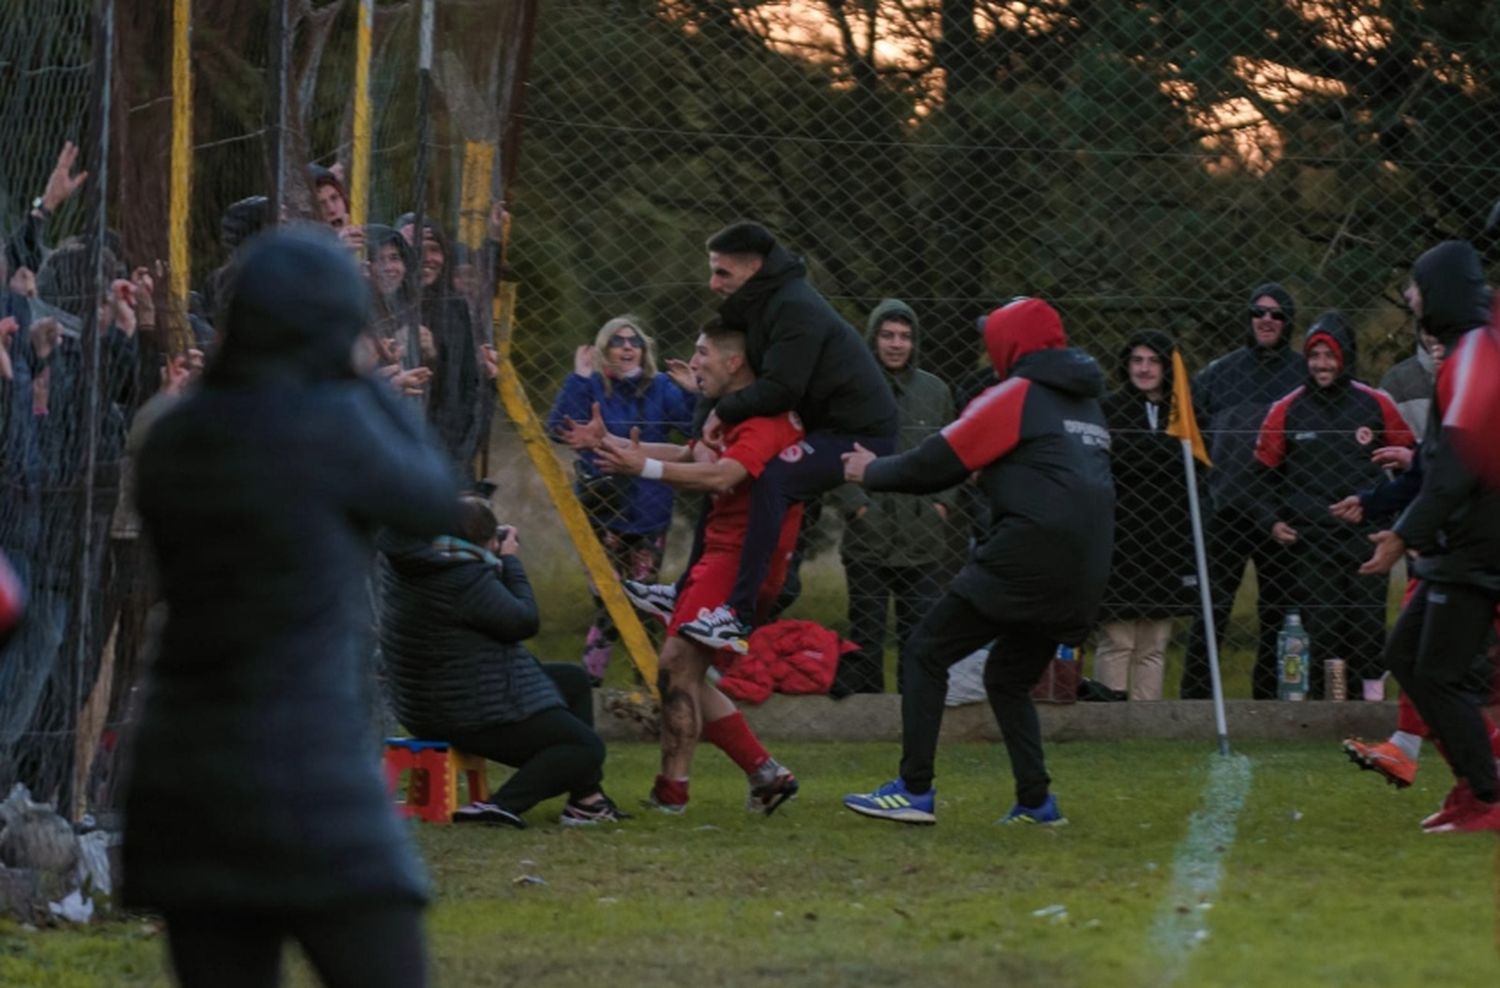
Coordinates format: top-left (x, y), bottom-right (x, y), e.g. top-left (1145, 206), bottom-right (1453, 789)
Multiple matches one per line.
top-left (594, 693), bottom-right (1410, 743)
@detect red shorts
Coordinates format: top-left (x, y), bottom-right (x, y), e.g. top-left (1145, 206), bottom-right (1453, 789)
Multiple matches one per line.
top-left (667, 504), bottom-right (803, 637)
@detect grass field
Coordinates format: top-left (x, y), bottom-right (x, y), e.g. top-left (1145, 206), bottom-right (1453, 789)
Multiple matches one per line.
top-left (4, 740), bottom-right (1497, 987)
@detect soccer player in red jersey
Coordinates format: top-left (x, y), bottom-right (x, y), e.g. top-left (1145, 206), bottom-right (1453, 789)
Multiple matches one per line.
top-left (562, 319), bottom-right (803, 815)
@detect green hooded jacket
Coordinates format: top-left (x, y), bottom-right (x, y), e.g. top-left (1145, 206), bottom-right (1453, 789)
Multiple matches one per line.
top-left (832, 298), bottom-right (957, 566)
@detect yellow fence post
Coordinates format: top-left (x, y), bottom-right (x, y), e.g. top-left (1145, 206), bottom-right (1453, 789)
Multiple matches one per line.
top-left (168, 0), bottom-right (192, 351)
top-left (348, 0), bottom-right (373, 228)
top-left (491, 282), bottom-right (660, 690)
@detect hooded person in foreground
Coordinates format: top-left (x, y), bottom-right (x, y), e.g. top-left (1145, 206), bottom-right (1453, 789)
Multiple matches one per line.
top-left (840, 297), bottom-right (1114, 827)
top-left (1360, 240), bottom-right (1500, 834)
top-left (122, 226), bottom-right (461, 986)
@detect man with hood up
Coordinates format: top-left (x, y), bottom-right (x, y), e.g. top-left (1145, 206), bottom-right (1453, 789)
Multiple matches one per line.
top-left (1362, 240), bottom-right (1500, 833)
top-left (1253, 311), bottom-right (1414, 700)
top-left (830, 298), bottom-right (956, 695)
top-left (840, 298), bottom-right (1113, 826)
top-left (1094, 330), bottom-right (1199, 701)
top-left (1181, 283), bottom-right (1306, 700)
top-left (122, 226), bottom-right (461, 984)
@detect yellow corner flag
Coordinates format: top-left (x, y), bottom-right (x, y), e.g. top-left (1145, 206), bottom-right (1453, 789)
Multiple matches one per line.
top-left (1165, 349), bottom-right (1212, 467)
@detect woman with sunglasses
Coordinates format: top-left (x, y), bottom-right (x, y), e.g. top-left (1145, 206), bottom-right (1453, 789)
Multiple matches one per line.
top-left (547, 315), bottom-right (696, 683)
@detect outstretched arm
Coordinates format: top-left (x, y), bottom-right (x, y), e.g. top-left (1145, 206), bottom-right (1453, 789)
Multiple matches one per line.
top-left (597, 430), bottom-right (747, 493)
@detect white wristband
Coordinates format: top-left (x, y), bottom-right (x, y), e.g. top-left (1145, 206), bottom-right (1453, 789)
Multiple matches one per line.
top-left (640, 458), bottom-right (664, 480)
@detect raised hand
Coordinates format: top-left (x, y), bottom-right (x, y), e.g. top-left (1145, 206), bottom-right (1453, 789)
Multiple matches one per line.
top-left (665, 357), bottom-right (698, 393)
top-left (558, 401), bottom-right (607, 449)
top-left (574, 343), bottom-right (596, 378)
top-left (42, 141), bottom-right (88, 213)
top-left (596, 427), bottom-right (645, 476)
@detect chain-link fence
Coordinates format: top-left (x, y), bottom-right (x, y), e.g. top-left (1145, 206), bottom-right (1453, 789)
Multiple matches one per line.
top-left (5, 0), bottom-right (1500, 823)
top-left (506, 0), bottom-right (1500, 709)
top-left (0, 0), bottom-right (533, 819)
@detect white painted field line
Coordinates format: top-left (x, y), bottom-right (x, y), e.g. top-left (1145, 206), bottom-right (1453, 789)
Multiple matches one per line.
top-left (1149, 752), bottom-right (1253, 984)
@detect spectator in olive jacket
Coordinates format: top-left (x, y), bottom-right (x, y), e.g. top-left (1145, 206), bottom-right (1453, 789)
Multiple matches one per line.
top-left (830, 298), bottom-right (956, 694)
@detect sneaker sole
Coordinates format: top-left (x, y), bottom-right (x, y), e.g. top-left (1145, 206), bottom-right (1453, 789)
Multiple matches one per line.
top-left (843, 801), bottom-right (936, 825)
top-left (452, 813), bottom-right (525, 828)
top-left (638, 799), bottom-right (687, 815)
top-left (680, 627), bottom-right (749, 655)
top-left (749, 779), bottom-right (800, 817)
top-left (1341, 742), bottom-right (1414, 788)
top-left (621, 586), bottom-right (674, 623)
top-left (1001, 816), bottom-right (1069, 827)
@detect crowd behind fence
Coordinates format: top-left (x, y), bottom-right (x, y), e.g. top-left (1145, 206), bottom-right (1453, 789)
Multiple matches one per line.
top-left (4, 0), bottom-right (1500, 820)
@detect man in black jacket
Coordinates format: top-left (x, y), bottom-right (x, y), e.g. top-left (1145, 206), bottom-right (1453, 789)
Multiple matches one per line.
top-left (1253, 311), bottom-right (1415, 700)
top-left (1362, 240), bottom-right (1500, 833)
top-left (379, 497), bottom-right (624, 829)
top-left (667, 222), bottom-right (898, 649)
top-left (840, 298), bottom-right (1114, 827)
top-left (1181, 283), bottom-right (1305, 699)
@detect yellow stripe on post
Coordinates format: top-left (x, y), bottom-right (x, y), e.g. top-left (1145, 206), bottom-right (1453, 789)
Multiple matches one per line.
top-left (349, 0), bottom-right (373, 228)
top-left (459, 141), bottom-right (494, 250)
top-left (168, 0), bottom-right (192, 342)
top-left (492, 283), bottom-right (660, 690)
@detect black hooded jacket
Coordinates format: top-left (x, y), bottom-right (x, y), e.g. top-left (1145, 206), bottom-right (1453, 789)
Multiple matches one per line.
top-left (1252, 311), bottom-right (1415, 536)
top-left (1393, 241), bottom-right (1500, 590)
top-left (714, 244), bottom-right (897, 438)
top-left (1194, 282), bottom-right (1305, 514)
top-left (860, 298), bottom-right (1114, 637)
top-left (1098, 330), bottom-right (1197, 618)
top-left (124, 227), bottom-right (461, 912)
top-left (378, 534), bottom-right (564, 736)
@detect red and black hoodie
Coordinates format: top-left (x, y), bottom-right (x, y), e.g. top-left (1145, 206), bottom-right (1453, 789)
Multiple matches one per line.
top-left (861, 298), bottom-right (1115, 636)
top-left (1393, 240), bottom-right (1500, 591)
top-left (1253, 310), bottom-right (1414, 534)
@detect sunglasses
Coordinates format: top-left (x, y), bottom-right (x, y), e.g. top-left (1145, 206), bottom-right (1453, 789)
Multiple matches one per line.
top-left (606, 333), bottom-right (641, 349)
top-left (1248, 306), bottom-right (1288, 323)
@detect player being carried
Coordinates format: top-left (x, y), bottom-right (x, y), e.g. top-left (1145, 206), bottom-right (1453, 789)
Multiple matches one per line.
top-left (560, 318), bottom-right (802, 815)
top-left (615, 222), bottom-right (899, 653)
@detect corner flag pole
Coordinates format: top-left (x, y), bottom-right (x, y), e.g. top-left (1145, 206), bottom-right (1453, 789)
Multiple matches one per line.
top-left (1165, 350), bottom-right (1230, 756)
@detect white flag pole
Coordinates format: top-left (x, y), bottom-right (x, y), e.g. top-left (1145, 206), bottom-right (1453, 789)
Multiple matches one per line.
top-left (1181, 439), bottom-right (1230, 755)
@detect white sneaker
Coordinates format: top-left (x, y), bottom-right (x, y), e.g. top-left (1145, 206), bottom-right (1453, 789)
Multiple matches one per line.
top-left (622, 580), bottom-right (676, 622)
top-left (678, 605), bottom-right (751, 655)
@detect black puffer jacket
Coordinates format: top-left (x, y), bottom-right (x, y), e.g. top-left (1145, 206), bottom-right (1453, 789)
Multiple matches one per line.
top-left (1099, 331), bottom-right (1197, 619)
top-left (862, 298), bottom-right (1114, 639)
top-left (715, 244), bottom-right (897, 438)
top-left (1393, 240), bottom-right (1500, 591)
top-left (124, 227), bottom-right (461, 912)
top-left (379, 534), bottom-right (564, 736)
top-left (1194, 282), bottom-right (1304, 515)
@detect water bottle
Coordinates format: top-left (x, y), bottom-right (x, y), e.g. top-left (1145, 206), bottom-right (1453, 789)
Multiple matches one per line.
top-left (1277, 610), bottom-right (1310, 701)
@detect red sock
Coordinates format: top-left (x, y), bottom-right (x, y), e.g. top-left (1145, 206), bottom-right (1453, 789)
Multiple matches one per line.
top-left (1395, 694), bottom-right (1430, 737)
top-left (702, 712), bottom-right (770, 776)
top-left (652, 774), bottom-right (689, 806)
top-left (1486, 716), bottom-right (1500, 759)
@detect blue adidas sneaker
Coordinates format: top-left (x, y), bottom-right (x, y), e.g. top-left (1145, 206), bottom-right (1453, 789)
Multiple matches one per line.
top-left (1000, 793), bottom-right (1067, 826)
top-left (842, 779), bottom-right (936, 825)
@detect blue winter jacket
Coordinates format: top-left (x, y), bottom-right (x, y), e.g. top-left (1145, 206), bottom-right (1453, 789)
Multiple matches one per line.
top-left (546, 371), bottom-right (696, 534)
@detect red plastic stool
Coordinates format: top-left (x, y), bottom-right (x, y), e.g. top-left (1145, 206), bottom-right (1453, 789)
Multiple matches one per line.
top-left (383, 738), bottom-right (487, 823)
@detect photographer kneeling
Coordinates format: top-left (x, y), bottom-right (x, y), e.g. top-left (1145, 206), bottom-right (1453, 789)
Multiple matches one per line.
top-left (379, 496), bottom-right (627, 827)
